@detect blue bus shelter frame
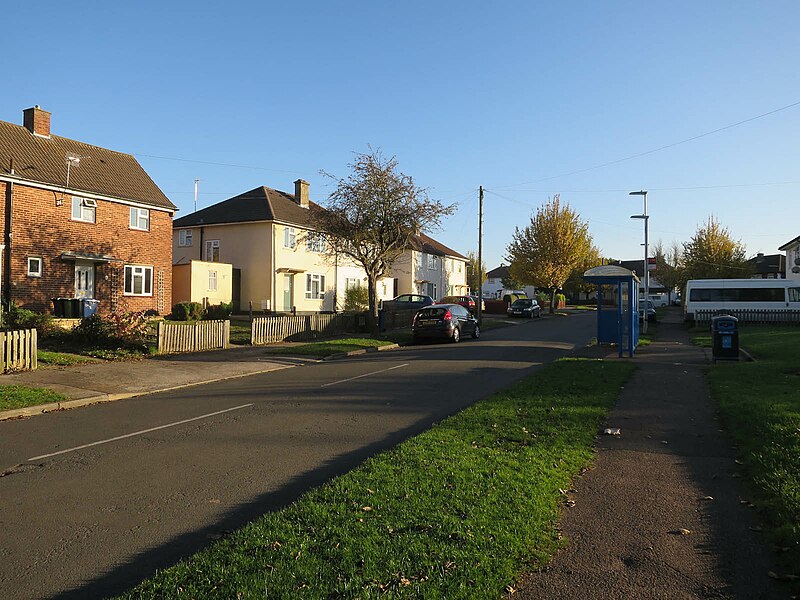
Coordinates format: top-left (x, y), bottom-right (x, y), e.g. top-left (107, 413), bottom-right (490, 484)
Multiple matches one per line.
top-left (582, 265), bottom-right (640, 357)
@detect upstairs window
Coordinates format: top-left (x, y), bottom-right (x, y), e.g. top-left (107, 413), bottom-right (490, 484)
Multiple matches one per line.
top-left (178, 229), bottom-right (193, 246)
top-left (284, 227), bottom-right (296, 249)
top-left (427, 254), bottom-right (437, 269)
top-left (72, 197), bottom-right (96, 223)
top-left (130, 207), bottom-right (150, 231)
top-left (305, 232), bottom-right (326, 253)
top-left (205, 240), bottom-right (220, 262)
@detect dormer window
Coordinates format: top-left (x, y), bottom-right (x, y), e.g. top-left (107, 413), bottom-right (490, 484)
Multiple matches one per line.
top-left (71, 197), bottom-right (96, 223)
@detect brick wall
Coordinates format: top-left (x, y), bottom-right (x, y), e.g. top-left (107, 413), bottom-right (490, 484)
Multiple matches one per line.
top-left (0, 181), bottom-right (173, 315)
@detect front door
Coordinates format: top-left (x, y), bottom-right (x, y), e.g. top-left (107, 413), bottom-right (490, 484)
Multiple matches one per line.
top-left (282, 274), bottom-right (294, 312)
top-left (75, 261), bottom-right (94, 299)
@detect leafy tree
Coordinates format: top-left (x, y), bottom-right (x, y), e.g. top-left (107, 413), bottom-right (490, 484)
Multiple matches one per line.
top-left (312, 150), bottom-right (454, 334)
top-left (679, 217), bottom-right (751, 291)
top-left (563, 243), bottom-right (603, 302)
top-left (506, 195), bottom-right (592, 313)
top-left (465, 251), bottom-right (487, 295)
top-left (500, 273), bottom-right (525, 290)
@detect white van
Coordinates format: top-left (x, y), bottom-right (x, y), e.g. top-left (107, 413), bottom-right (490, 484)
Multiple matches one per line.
top-left (683, 278), bottom-right (800, 320)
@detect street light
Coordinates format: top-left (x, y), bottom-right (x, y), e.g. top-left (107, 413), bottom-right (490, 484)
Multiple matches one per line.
top-left (629, 190), bottom-right (649, 333)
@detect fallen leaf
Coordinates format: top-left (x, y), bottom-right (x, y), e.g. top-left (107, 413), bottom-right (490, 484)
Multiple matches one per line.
top-left (700, 496), bottom-right (714, 501)
top-left (362, 506), bottom-right (373, 512)
top-left (670, 528), bottom-right (692, 535)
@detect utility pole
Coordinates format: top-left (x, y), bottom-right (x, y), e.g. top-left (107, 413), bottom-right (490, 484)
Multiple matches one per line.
top-left (477, 186), bottom-right (484, 327)
top-left (194, 178), bottom-right (200, 213)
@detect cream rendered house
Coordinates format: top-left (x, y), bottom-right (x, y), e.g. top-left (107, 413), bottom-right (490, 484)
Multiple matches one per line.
top-left (388, 234), bottom-right (468, 300)
top-left (779, 234), bottom-right (800, 280)
top-left (173, 180), bottom-right (341, 313)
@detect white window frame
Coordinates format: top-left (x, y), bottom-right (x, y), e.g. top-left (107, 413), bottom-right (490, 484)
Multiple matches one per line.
top-left (208, 270), bottom-right (217, 291)
top-left (178, 229), bottom-right (193, 247)
top-left (284, 226), bottom-right (296, 249)
top-left (305, 273), bottom-right (326, 300)
top-left (130, 207), bottom-right (150, 231)
top-left (305, 232), bottom-right (326, 253)
top-left (27, 256), bottom-right (42, 277)
top-left (124, 265), bottom-right (153, 296)
top-left (427, 253), bottom-right (437, 269)
top-left (71, 196), bottom-right (96, 223)
top-left (345, 277), bottom-right (360, 289)
top-left (205, 239), bottom-right (220, 262)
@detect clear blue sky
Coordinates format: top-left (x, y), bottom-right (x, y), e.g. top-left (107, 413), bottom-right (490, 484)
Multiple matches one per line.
top-left (2, 1), bottom-right (799, 270)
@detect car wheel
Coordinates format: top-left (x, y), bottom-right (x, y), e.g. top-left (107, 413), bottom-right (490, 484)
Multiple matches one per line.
top-left (472, 325), bottom-right (480, 339)
top-left (451, 327), bottom-right (460, 343)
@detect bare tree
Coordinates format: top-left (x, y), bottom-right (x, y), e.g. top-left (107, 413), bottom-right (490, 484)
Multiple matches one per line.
top-left (312, 150), bottom-right (454, 334)
top-left (506, 195), bottom-right (592, 313)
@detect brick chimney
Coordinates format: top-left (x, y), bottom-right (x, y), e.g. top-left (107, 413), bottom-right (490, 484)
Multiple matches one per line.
top-left (294, 179), bottom-right (309, 208)
top-left (23, 105), bottom-right (51, 138)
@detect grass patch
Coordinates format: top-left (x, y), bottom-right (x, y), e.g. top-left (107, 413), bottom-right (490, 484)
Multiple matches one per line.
top-left (262, 338), bottom-right (395, 357)
top-left (121, 358), bottom-right (635, 599)
top-left (0, 385), bottom-right (69, 410)
top-left (38, 351), bottom-right (100, 366)
top-left (703, 325), bottom-right (800, 577)
top-left (229, 321), bottom-right (252, 345)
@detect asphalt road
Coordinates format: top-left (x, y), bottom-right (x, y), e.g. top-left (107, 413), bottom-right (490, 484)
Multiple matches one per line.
top-left (0, 312), bottom-right (594, 600)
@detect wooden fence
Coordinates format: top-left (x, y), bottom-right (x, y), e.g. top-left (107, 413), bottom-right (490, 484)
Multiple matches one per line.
top-left (157, 320), bottom-right (230, 354)
top-left (251, 313), bottom-right (369, 345)
top-left (0, 328), bottom-right (38, 372)
top-left (695, 309), bottom-right (800, 326)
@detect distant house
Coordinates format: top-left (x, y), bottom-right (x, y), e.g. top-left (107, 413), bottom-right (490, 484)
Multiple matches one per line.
top-left (747, 253), bottom-right (785, 279)
top-left (172, 260), bottom-right (233, 307)
top-left (615, 259), bottom-right (671, 304)
top-left (388, 234), bottom-right (468, 300)
top-left (0, 106), bottom-right (176, 315)
top-left (779, 235), bottom-right (800, 280)
top-left (481, 265), bottom-right (535, 299)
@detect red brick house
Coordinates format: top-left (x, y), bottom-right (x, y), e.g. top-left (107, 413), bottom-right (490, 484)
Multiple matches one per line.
top-left (0, 106), bottom-right (176, 315)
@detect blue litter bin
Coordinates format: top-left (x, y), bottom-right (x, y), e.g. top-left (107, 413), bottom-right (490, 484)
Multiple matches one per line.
top-left (82, 299), bottom-right (100, 318)
top-left (711, 315), bottom-right (739, 362)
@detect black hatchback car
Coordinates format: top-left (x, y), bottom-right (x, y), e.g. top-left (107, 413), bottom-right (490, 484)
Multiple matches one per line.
top-left (507, 298), bottom-right (541, 318)
top-left (412, 303), bottom-right (479, 343)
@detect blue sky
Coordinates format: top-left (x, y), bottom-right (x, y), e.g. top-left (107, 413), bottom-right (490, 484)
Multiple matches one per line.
top-left (2, 1), bottom-right (799, 270)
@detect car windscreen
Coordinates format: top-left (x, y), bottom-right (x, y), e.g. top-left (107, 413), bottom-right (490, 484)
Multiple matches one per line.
top-left (511, 299), bottom-right (532, 307)
top-left (416, 307), bottom-right (449, 318)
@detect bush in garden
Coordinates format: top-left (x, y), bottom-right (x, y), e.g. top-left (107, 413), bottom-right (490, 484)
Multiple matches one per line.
top-left (172, 302), bottom-right (204, 321)
top-left (1, 302), bottom-right (54, 335)
top-left (344, 285), bottom-right (369, 312)
top-left (536, 292), bottom-right (549, 306)
top-left (106, 310), bottom-right (150, 343)
top-left (71, 314), bottom-right (113, 344)
top-left (203, 302), bottom-right (233, 320)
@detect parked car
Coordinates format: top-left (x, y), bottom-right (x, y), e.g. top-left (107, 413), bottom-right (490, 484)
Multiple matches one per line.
top-left (507, 298), bottom-right (541, 318)
top-left (381, 294), bottom-right (433, 312)
top-left (412, 303), bottom-right (480, 343)
top-left (639, 299), bottom-right (657, 322)
top-left (469, 295), bottom-right (486, 312)
top-left (438, 295), bottom-right (477, 314)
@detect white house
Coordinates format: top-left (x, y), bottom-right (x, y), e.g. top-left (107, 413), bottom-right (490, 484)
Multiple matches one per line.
top-left (779, 234), bottom-right (800, 280)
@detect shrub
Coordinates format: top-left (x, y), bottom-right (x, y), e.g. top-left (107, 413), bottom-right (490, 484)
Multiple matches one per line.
top-left (106, 310), bottom-right (150, 343)
top-left (344, 285), bottom-right (369, 312)
top-left (172, 302), bottom-right (203, 321)
top-left (2, 303), bottom-right (54, 335)
top-left (556, 293), bottom-right (567, 306)
top-left (71, 314), bottom-right (113, 344)
top-left (203, 302), bottom-right (233, 320)
top-left (536, 292), bottom-right (550, 306)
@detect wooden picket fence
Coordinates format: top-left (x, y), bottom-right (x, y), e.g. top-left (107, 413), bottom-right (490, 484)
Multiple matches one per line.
top-left (251, 313), bottom-right (368, 345)
top-left (157, 320), bottom-right (230, 354)
top-left (0, 328), bottom-right (38, 372)
top-left (695, 309), bottom-right (800, 326)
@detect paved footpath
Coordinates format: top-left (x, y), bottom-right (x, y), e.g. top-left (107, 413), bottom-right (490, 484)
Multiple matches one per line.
top-left (511, 311), bottom-right (785, 600)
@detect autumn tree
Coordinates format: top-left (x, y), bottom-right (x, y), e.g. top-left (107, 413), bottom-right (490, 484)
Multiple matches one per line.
top-left (563, 243), bottom-right (603, 302)
top-left (650, 240), bottom-right (683, 303)
top-left (679, 217), bottom-right (751, 291)
top-left (506, 195), bottom-right (592, 313)
top-left (465, 251), bottom-right (486, 295)
top-left (312, 150), bottom-right (454, 334)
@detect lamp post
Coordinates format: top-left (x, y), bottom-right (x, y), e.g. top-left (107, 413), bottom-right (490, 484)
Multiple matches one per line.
top-left (629, 190), bottom-right (649, 332)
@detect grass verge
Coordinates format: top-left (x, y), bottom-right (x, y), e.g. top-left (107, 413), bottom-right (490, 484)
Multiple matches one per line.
top-left (0, 385), bottom-right (69, 411)
top-left (262, 338), bottom-right (396, 357)
top-left (702, 325), bottom-right (800, 578)
top-left (121, 358), bottom-right (635, 599)
top-left (38, 351), bottom-right (101, 366)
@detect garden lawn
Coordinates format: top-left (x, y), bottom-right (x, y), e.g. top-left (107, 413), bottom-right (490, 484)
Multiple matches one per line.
top-left (703, 325), bottom-right (800, 577)
top-left (121, 358), bottom-right (635, 599)
top-left (0, 385), bottom-right (68, 410)
top-left (262, 338), bottom-right (396, 357)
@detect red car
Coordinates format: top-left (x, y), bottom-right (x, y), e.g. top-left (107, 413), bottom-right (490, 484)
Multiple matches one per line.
top-left (437, 295), bottom-right (477, 314)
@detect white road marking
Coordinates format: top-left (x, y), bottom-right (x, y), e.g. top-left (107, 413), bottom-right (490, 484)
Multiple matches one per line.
top-left (321, 363), bottom-right (410, 388)
top-left (27, 404), bottom-right (254, 461)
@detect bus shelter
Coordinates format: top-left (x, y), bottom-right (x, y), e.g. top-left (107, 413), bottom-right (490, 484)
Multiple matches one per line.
top-left (582, 265), bottom-right (640, 357)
